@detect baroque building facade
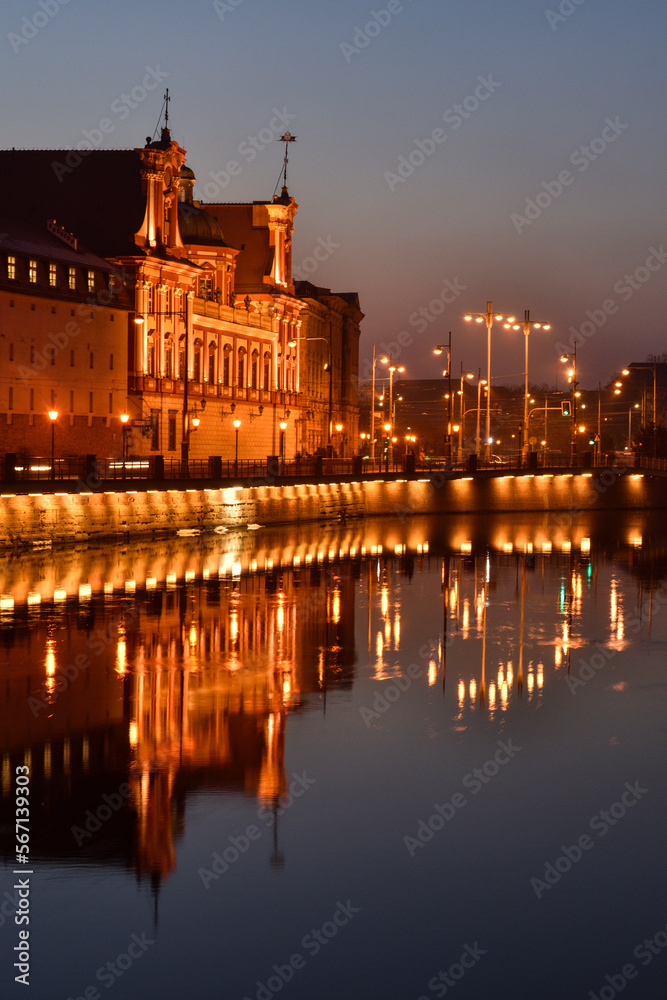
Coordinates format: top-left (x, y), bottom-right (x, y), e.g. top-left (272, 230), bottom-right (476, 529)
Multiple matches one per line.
top-left (0, 127), bottom-right (362, 468)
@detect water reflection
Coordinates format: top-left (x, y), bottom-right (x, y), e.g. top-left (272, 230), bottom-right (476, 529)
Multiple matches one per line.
top-left (1, 511), bottom-right (666, 895)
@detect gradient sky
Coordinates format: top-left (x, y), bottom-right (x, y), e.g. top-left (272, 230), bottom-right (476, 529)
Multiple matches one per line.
top-left (1, 0), bottom-right (665, 388)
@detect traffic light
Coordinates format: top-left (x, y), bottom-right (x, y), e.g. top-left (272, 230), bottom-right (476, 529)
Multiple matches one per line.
top-left (561, 400), bottom-right (571, 416)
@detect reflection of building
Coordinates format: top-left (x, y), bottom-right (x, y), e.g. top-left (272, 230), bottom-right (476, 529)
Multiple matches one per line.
top-left (0, 125), bottom-right (361, 464)
top-left (0, 554), bottom-right (358, 883)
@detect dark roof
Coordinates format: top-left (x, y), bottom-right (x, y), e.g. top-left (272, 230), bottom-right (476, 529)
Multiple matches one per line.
top-left (0, 149), bottom-right (147, 257)
top-left (0, 216), bottom-right (118, 271)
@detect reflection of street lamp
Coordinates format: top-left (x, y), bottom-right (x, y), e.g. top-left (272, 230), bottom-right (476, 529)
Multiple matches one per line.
top-left (233, 418), bottom-right (241, 475)
top-left (48, 410), bottom-right (58, 478)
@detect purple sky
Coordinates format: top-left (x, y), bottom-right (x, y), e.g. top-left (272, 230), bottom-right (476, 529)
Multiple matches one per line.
top-left (1, 0), bottom-right (665, 389)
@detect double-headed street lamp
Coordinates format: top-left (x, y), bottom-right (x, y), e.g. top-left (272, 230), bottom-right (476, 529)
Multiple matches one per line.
top-left (464, 301), bottom-right (511, 460)
top-left (502, 310), bottom-right (551, 457)
top-left (380, 355), bottom-right (405, 467)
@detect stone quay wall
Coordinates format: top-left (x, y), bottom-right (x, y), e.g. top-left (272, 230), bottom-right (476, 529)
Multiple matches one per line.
top-left (0, 470), bottom-right (663, 549)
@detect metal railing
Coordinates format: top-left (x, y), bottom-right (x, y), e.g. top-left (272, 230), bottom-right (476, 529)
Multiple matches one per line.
top-left (2, 451), bottom-right (667, 487)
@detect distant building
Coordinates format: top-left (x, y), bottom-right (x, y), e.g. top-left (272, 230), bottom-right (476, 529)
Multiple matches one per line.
top-left (0, 128), bottom-right (362, 466)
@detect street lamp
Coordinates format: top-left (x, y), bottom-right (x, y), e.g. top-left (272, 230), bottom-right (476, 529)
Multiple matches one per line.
top-left (464, 301), bottom-right (515, 460)
top-left (233, 418), bottom-right (241, 475)
top-left (560, 343), bottom-right (578, 462)
top-left (48, 409), bottom-right (58, 478)
top-left (279, 419), bottom-right (287, 469)
top-left (457, 368), bottom-right (474, 460)
top-left (335, 422), bottom-right (343, 457)
top-left (383, 422), bottom-right (391, 472)
top-left (288, 335), bottom-right (333, 453)
top-left (434, 337), bottom-right (452, 463)
top-left (120, 412), bottom-right (129, 471)
top-left (502, 310), bottom-right (551, 459)
top-left (475, 372), bottom-right (487, 457)
top-left (380, 355), bottom-right (405, 468)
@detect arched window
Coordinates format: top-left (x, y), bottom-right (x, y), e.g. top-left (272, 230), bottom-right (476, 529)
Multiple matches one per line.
top-left (237, 346), bottom-right (247, 388)
top-left (193, 338), bottom-right (203, 382)
top-left (208, 340), bottom-right (217, 384)
top-left (164, 333), bottom-right (173, 378)
top-left (223, 345), bottom-right (231, 387)
top-left (263, 351), bottom-right (271, 391)
top-left (146, 330), bottom-right (156, 376)
top-left (178, 334), bottom-right (186, 379)
top-left (251, 349), bottom-right (259, 390)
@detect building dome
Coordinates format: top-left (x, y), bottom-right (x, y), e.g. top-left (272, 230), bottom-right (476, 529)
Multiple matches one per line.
top-left (177, 165), bottom-right (225, 245)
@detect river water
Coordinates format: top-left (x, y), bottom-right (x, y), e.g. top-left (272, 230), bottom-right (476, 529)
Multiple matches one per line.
top-left (1, 510), bottom-right (666, 1000)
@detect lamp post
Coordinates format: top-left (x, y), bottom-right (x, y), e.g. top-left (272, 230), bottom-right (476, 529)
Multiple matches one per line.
top-left (120, 412), bottom-right (129, 473)
top-left (380, 355), bottom-right (405, 469)
top-left (560, 344), bottom-right (578, 462)
top-left (457, 368), bottom-right (474, 461)
top-left (370, 344), bottom-right (377, 462)
top-left (134, 301), bottom-right (190, 473)
top-left (279, 419), bottom-right (287, 470)
top-left (475, 371), bottom-right (487, 457)
top-left (335, 422), bottom-right (343, 457)
top-left (620, 362), bottom-right (658, 457)
top-left (464, 301), bottom-right (514, 460)
top-left (502, 310), bottom-right (551, 460)
top-left (383, 422), bottom-right (391, 473)
top-left (48, 409), bottom-right (58, 478)
top-left (233, 418), bottom-right (241, 476)
top-left (288, 335), bottom-right (333, 454)
top-left (434, 336), bottom-right (452, 464)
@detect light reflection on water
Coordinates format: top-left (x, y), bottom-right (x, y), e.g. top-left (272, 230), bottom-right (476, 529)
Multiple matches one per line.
top-left (1, 511), bottom-right (667, 999)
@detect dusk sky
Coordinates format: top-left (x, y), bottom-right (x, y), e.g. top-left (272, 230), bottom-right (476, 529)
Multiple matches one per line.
top-left (1, 0), bottom-right (665, 388)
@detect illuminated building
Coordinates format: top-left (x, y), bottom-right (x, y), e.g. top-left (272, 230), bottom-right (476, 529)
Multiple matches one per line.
top-left (0, 126), bottom-right (361, 464)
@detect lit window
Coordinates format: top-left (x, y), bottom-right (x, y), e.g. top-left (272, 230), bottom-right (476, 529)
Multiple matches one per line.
top-left (49, 263), bottom-right (57, 286)
top-left (29, 260), bottom-right (37, 283)
top-left (87, 271), bottom-right (95, 293)
top-left (7, 256), bottom-right (16, 280)
top-left (68, 268), bottom-right (76, 290)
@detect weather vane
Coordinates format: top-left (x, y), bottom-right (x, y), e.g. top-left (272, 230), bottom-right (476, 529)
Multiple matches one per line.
top-left (273, 132), bottom-right (297, 198)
